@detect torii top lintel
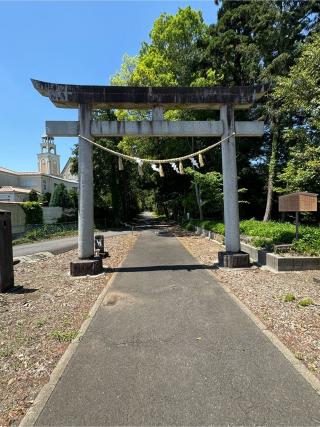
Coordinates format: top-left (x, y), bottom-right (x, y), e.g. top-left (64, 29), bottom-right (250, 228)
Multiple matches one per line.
top-left (31, 79), bottom-right (268, 110)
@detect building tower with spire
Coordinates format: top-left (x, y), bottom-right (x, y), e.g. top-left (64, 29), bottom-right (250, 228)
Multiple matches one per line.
top-left (37, 134), bottom-right (60, 176)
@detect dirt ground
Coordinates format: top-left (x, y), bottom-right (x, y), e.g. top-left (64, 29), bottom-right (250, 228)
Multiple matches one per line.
top-left (1, 228), bottom-right (319, 426)
top-left (175, 230), bottom-right (320, 382)
top-left (0, 233), bottom-right (137, 427)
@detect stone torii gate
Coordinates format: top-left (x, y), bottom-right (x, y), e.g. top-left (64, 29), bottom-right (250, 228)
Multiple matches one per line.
top-left (32, 80), bottom-right (267, 273)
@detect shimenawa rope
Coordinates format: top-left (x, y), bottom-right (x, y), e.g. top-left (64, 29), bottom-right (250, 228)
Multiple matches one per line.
top-left (78, 132), bottom-right (235, 164)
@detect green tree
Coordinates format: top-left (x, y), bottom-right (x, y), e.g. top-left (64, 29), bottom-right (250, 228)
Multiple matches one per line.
top-left (109, 7), bottom-right (223, 222)
top-left (20, 202), bottom-right (43, 225)
top-left (131, 7), bottom-right (208, 87)
top-left (49, 184), bottom-right (73, 208)
top-left (28, 189), bottom-right (38, 202)
top-left (267, 32), bottom-right (320, 205)
top-left (277, 145), bottom-right (320, 193)
top-left (40, 192), bottom-right (51, 207)
top-left (111, 54), bottom-right (138, 86)
top-left (71, 110), bottom-right (141, 224)
top-left (274, 33), bottom-right (320, 131)
top-left (68, 189), bottom-right (78, 209)
top-left (201, 0), bottom-right (319, 220)
top-left (184, 168), bottom-right (223, 219)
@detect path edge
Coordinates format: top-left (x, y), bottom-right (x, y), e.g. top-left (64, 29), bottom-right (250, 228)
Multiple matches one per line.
top-left (177, 236), bottom-right (320, 396)
top-left (19, 235), bottom-right (139, 427)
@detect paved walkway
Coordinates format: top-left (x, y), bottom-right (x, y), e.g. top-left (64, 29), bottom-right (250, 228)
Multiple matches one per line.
top-left (13, 230), bottom-right (131, 257)
top-left (34, 230), bottom-right (320, 426)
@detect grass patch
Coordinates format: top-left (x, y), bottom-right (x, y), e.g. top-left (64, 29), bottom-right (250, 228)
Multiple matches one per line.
top-left (51, 330), bottom-right (78, 342)
top-left (298, 298), bottom-right (314, 307)
top-left (0, 348), bottom-right (13, 358)
top-left (283, 293), bottom-right (296, 302)
top-left (36, 319), bottom-right (47, 328)
top-left (13, 224), bottom-right (78, 245)
top-left (182, 219), bottom-right (320, 256)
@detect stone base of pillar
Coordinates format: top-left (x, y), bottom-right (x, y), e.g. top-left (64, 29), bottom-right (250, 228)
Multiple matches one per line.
top-left (70, 257), bottom-right (103, 277)
top-left (218, 251), bottom-right (250, 268)
top-left (98, 251), bottom-right (109, 259)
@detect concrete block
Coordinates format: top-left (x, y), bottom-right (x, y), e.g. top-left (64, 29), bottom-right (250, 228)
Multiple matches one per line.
top-left (266, 253), bottom-right (320, 271)
top-left (218, 251), bottom-right (250, 268)
top-left (70, 257), bottom-right (103, 276)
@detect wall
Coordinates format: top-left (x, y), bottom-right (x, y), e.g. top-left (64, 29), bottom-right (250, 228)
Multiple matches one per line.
top-left (0, 170), bottom-right (19, 187)
top-left (0, 170), bottom-right (78, 195)
top-left (0, 202), bottom-right (26, 236)
top-left (42, 206), bottom-right (63, 224)
top-left (47, 176), bottom-right (78, 194)
top-left (19, 175), bottom-right (42, 192)
top-left (0, 192), bottom-right (29, 202)
top-left (61, 159), bottom-right (77, 181)
top-left (0, 194), bottom-right (11, 202)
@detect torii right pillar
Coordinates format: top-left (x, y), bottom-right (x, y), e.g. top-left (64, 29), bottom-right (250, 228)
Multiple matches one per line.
top-left (218, 103), bottom-right (249, 268)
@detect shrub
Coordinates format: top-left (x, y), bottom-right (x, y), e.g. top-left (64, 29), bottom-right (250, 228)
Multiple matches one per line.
top-left (183, 222), bottom-right (195, 231)
top-left (191, 219), bottom-right (225, 235)
top-left (298, 298), bottom-right (314, 307)
top-left (28, 189), bottom-right (38, 202)
top-left (251, 236), bottom-right (273, 249)
top-left (239, 220), bottom-right (295, 245)
top-left (185, 218), bottom-right (320, 255)
top-left (68, 189), bottom-right (78, 209)
top-left (40, 192), bottom-right (51, 207)
top-left (50, 184), bottom-right (73, 208)
top-left (292, 227), bottom-right (320, 256)
top-left (283, 293), bottom-right (296, 302)
top-left (20, 202), bottom-right (43, 225)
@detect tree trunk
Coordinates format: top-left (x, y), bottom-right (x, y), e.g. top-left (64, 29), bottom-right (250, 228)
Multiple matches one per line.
top-left (263, 125), bottom-right (278, 222)
top-left (195, 182), bottom-right (204, 220)
top-left (190, 137), bottom-right (203, 221)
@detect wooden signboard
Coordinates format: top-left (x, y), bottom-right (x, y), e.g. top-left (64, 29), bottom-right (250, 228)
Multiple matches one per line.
top-left (279, 192), bottom-right (317, 212)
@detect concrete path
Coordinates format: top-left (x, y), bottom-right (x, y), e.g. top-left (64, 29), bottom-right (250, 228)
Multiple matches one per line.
top-left (34, 230), bottom-right (320, 426)
top-left (13, 230), bottom-right (131, 257)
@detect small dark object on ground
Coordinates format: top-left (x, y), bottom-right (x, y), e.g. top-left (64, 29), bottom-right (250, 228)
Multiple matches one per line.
top-left (95, 235), bottom-right (109, 258)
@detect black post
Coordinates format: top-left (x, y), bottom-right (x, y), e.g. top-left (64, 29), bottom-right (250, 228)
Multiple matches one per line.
top-left (0, 210), bottom-right (14, 292)
top-left (295, 211), bottom-right (299, 240)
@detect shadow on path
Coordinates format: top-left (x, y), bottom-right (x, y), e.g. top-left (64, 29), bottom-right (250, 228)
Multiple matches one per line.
top-left (107, 264), bottom-right (214, 273)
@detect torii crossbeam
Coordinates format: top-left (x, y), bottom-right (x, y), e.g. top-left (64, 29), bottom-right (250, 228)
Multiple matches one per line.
top-left (32, 79), bottom-right (267, 274)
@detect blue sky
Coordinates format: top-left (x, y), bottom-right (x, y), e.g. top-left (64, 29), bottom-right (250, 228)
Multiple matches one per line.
top-left (0, 1), bottom-right (218, 172)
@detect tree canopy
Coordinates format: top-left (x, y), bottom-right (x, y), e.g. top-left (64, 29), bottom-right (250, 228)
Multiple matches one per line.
top-left (71, 1), bottom-right (320, 225)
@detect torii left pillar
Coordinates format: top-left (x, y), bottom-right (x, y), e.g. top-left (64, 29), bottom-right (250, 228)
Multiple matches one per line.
top-left (218, 104), bottom-right (249, 268)
top-left (70, 104), bottom-right (103, 276)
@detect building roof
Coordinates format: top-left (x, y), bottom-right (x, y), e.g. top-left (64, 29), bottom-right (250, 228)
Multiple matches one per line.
top-left (0, 186), bottom-right (32, 194)
top-left (60, 158), bottom-right (75, 176)
top-left (31, 79), bottom-right (270, 110)
top-left (0, 166), bottom-right (77, 183)
top-left (0, 166), bottom-right (39, 175)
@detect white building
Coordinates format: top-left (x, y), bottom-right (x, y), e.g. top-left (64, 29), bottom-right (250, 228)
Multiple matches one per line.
top-left (0, 186), bottom-right (32, 202)
top-left (0, 135), bottom-right (78, 202)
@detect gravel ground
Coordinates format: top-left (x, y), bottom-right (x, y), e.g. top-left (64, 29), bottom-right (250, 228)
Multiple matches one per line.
top-left (175, 229), bottom-right (320, 381)
top-left (0, 233), bottom-right (137, 427)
